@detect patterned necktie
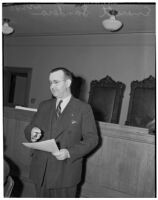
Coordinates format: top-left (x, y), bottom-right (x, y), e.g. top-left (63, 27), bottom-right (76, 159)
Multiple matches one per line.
top-left (56, 100), bottom-right (63, 118)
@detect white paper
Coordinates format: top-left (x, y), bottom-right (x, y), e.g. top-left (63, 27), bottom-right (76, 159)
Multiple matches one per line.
top-left (22, 139), bottom-right (59, 153)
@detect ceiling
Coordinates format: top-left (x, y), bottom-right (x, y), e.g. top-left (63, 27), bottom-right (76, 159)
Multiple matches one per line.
top-left (2, 3), bottom-right (156, 36)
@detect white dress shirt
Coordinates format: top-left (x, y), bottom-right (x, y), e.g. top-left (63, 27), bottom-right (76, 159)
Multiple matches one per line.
top-left (56, 95), bottom-right (72, 113)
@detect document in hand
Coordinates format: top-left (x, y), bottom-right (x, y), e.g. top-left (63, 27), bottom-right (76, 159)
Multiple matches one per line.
top-left (22, 139), bottom-right (59, 154)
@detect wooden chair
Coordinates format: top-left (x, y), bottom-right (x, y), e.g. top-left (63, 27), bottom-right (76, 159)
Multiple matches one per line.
top-left (88, 76), bottom-right (126, 123)
top-left (125, 75), bottom-right (155, 128)
top-left (4, 176), bottom-right (14, 197)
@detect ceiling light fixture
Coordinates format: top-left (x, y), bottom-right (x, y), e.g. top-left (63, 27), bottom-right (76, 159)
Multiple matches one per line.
top-left (3, 18), bottom-right (14, 35)
top-left (102, 10), bottom-right (123, 32)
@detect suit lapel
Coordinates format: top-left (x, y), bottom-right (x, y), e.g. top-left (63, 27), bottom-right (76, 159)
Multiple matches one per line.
top-left (54, 97), bottom-right (75, 139)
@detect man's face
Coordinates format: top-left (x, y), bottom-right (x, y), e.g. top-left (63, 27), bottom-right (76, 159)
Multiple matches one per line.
top-left (49, 70), bottom-right (70, 99)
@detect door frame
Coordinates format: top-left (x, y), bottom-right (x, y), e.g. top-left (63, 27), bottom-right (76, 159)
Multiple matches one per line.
top-left (3, 67), bottom-right (32, 107)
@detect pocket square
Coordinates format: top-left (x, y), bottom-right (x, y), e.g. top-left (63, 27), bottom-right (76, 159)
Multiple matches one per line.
top-left (72, 120), bottom-right (77, 124)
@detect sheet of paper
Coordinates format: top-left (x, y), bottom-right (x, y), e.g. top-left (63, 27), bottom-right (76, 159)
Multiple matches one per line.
top-left (22, 139), bottom-right (59, 153)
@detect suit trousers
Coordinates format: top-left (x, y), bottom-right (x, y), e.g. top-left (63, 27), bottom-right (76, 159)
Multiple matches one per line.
top-left (35, 184), bottom-right (77, 198)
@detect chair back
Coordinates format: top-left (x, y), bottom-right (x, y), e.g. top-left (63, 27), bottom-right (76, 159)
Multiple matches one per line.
top-left (88, 76), bottom-right (126, 123)
top-left (4, 176), bottom-right (14, 197)
top-left (126, 76), bottom-right (155, 128)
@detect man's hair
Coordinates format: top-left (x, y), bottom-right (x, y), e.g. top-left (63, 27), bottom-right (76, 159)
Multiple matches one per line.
top-left (49, 67), bottom-right (73, 81)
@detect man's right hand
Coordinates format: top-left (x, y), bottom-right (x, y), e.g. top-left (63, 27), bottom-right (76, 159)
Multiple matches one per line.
top-left (31, 127), bottom-right (42, 142)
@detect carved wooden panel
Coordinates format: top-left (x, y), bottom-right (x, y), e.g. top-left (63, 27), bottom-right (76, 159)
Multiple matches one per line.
top-left (126, 76), bottom-right (155, 128)
top-left (88, 76), bottom-right (126, 123)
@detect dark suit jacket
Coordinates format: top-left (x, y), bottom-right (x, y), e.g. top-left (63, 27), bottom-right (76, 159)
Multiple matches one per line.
top-left (24, 96), bottom-right (98, 189)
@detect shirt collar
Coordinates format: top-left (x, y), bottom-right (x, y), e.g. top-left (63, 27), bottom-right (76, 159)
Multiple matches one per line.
top-left (56, 95), bottom-right (72, 109)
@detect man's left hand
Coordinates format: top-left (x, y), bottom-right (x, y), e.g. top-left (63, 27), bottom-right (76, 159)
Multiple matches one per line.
top-left (53, 149), bottom-right (70, 160)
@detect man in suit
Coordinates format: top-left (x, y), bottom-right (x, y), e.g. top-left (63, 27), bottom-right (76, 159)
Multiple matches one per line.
top-left (24, 67), bottom-right (98, 197)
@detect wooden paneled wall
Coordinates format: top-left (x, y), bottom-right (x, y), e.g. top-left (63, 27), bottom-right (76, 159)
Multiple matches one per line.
top-left (81, 122), bottom-right (155, 197)
top-left (3, 107), bottom-right (155, 197)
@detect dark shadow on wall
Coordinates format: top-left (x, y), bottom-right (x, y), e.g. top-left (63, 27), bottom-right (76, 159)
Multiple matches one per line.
top-left (71, 75), bottom-right (85, 100)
